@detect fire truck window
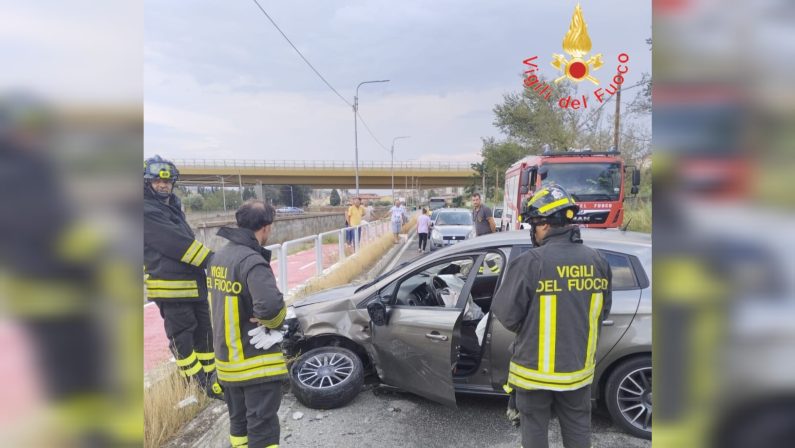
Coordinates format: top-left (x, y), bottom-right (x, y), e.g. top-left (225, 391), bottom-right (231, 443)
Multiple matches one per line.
top-left (540, 163), bottom-right (622, 200)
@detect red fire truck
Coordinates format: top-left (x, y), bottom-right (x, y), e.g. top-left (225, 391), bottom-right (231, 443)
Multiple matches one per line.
top-left (501, 149), bottom-right (640, 230)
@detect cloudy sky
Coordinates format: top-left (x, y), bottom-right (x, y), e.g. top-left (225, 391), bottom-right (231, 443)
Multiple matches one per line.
top-left (144, 0), bottom-right (651, 164)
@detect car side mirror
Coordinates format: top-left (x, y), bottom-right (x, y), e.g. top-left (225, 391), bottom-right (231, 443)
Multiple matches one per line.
top-left (367, 299), bottom-right (389, 326)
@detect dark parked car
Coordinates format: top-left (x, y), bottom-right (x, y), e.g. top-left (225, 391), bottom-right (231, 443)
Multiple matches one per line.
top-left (282, 229), bottom-right (652, 439)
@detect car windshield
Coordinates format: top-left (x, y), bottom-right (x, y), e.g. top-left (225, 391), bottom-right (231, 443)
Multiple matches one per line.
top-left (540, 162), bottom-right (622, 201)
top-left (354, 260), bottom-right (412, 293)
top-left (429, 199), bottom-right (446, 210)
top-left (436, 212), bottom-right (472, 226)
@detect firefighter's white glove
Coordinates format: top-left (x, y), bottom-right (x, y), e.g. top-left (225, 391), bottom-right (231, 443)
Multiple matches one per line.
top-left (247, 326), bottom-right (283, 350)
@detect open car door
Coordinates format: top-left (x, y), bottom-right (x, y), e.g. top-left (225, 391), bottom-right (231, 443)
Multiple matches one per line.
top-left (369, 255), bottom-right (484, 407)
top-left (371, 306), bottom-right (461, 407)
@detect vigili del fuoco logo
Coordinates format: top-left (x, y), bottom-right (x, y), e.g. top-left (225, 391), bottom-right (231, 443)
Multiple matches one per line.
top-left (522, 3), bottom-right (629, 110)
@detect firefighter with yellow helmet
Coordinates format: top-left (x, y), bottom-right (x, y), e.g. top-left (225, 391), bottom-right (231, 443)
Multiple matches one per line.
top-left (144, 155), bottom-right (221, 399)
top-left (492, 184), bottom-right (612, 448)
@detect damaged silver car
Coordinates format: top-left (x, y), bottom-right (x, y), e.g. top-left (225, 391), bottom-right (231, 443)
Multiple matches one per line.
top-left (281, 229), bottom-right (652, 439)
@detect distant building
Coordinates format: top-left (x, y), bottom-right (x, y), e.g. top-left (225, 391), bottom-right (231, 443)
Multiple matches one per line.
top-left (354, 193), bottom-right (381, 201)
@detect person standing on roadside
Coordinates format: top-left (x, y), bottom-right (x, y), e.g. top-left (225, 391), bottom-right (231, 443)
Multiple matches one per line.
top-left (209, 200), bottom-right (289, 448)
top-left (417, 208), bottom-right (431, 253)
top-left (389, 199), bottom-right (406, 244)
top-left (346, 197), bottom-right (364, 249)
top-left (492, 185), bottom-right (612, 448)
top-left (143, 155), bottom-right (222, 399)
top-left (471, 192), bottom-right (496, 236)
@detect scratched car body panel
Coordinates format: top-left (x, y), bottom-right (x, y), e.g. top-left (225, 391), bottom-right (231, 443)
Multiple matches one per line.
top-left (283, 228), bottom-right (652, 436)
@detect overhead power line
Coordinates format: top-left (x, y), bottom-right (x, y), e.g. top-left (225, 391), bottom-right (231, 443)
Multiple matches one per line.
top-left (249, 0), bottom-right (393, 153)
top-left (356, 112), bottom-right (390, 153)
top-left (250, 0), bottom-right (351, 107)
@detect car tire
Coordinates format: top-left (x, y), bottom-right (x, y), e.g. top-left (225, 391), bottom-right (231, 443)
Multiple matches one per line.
top-left (289, 346), bottom-right (364, 410)
top-left (604, 355), bottom-right (652, 440)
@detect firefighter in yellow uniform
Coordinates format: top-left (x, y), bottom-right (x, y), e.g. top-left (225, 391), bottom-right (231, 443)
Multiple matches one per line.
top-left (209, 200), bottom-right (288, 448)
top-left (478, 255), bottom-right (502, 275)
top-left (492, 185), bottom-right (612, 448)
top-left (143, 155), bottom-right (221, 398)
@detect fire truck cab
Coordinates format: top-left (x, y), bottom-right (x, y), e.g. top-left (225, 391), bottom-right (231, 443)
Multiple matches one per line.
top-left (502, 149), bottom-right (640, 230)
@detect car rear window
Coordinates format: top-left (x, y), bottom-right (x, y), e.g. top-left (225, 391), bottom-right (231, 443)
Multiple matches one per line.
top-left (597, 250), bottom-right (639, 290)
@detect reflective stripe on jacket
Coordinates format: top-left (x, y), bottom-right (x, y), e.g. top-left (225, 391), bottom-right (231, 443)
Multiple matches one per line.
top-left (209, 227), bottom-right (288, 387)
top-left (144, 191), bottom-right (211, 302)
top-left (492, 226), bottom-right (612, 392)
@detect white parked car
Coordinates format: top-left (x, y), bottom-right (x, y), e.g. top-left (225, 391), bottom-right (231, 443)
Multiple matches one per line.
top-left (430, 208), bottom-right (474, 250)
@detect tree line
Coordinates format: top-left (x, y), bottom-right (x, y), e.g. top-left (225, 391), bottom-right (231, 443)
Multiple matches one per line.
top-left (176, 185), bottom-right (313, 212)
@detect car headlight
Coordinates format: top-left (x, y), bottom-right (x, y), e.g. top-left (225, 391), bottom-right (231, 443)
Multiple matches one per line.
top-left (283, 305), bottom-right (298, 333)
top-left (431, 229), bottom-right (441, 240)
top-left (467, 230), bottom-right (476, 239)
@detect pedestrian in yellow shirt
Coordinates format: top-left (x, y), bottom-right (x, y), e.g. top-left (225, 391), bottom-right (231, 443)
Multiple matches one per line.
top-left (346, 197), bottom-right (364, 247)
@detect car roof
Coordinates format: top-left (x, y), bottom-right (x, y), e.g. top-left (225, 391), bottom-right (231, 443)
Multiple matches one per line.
top-left (352, 227), bottom-right (652, 300)
top-left (424, 228), bottom-right (650, 259)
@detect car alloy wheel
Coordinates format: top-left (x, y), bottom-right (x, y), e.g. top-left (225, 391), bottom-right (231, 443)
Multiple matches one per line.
top-left (297, 352), bottom-right (355, 389)
top-left (605, 355), bottom-right (652, 439)
top-left (290, 346), bottom-right (365, 409)
top-left (616, 366), bottom-right (652, 432)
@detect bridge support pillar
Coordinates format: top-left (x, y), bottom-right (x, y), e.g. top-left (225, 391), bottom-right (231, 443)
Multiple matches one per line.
top-left (255, 181), bottom-right (264, 201)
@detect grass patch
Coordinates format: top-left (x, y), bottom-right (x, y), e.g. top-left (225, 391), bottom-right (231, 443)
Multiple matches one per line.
top-left (144, 368), bottom-right (209, 448)
top-left (622, 199), bottom-right (651, 233)
top-left (322, 233), bottom-right (339, 244)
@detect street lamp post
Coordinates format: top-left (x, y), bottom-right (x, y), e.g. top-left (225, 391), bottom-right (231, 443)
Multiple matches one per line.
top-left (220, 175), bottom-right (227, 213)
top-left (282, 185), bottom-right (294, 207)
top-left (390, 136), bottom-right (410, 201)
top-left (354, 79), bottom-right (389, 197)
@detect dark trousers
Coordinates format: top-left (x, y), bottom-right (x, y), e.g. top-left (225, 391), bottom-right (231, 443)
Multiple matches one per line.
top-left (157, 301), bottom-right (213, 380)
top-left (516, 385), bottom-right (592, 448)
top-left (418, 232), bottom-right (428, 250)
top-left (25, 317), bottom-right (103, 400)
top-left (346, 227), bottom-right (362, 245)
top-left (226, 381), bottom-right (283, 448)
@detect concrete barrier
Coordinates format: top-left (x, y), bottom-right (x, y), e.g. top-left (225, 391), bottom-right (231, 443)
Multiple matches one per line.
top-left (193, 212), bottom-right (346, 250)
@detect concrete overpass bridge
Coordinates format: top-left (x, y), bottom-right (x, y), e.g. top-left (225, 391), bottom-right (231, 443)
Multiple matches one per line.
top-left (173, 159), bottom-right (478, 189)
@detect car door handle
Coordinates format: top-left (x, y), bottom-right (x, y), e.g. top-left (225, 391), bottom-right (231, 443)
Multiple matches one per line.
top-left (425, 332), bottom-right (448, 341)
top-left (602, 320), bottom-right (614, 326)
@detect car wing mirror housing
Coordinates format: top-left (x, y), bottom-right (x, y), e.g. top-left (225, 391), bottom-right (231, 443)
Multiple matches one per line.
top-left (367, 299), bottom-right (389, 326)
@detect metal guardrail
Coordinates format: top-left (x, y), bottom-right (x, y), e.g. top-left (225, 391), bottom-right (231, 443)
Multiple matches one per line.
top-left (265, 219), bottom-right (390, 294)
top-left (173, 159), bottom-right (476, 171)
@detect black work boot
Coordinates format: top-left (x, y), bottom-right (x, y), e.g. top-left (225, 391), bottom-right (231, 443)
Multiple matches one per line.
top-left (195, 371), bottom-right (225, 401)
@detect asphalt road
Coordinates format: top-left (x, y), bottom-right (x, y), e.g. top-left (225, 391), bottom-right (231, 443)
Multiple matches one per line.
top-left (184, 380), bottom-right (649, 448)
top-left (279, 381), bottom-right (649, 448)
